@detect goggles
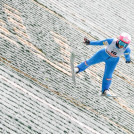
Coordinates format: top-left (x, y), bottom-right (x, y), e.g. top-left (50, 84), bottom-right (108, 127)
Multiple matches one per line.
top-left (118, 40), bottom-right (128, 48)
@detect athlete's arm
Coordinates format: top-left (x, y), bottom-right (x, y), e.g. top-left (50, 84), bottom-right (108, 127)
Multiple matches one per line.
top-left (84, 38), bottom-right (113, 46)
top-left (124, 47), bottom-right (131, 63)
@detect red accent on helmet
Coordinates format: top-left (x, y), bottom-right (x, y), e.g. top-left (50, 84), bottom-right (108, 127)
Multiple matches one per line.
top-left (118, 32), bottom-right (131, 44)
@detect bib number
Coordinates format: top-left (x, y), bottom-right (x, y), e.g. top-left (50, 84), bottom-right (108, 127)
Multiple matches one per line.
top-left (111, 51), bottom-right (117, 55)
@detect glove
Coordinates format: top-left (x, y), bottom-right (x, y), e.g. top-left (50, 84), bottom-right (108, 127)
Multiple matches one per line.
top-left (84, 38), bottom-right (90, 45)
top-left (126, 60), bottom-right (131, 63)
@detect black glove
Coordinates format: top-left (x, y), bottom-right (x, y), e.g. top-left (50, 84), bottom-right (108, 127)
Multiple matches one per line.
top-left (84, 38), bottom-right (90, 45)
top-left (126, 60), bottom-right (131, 63)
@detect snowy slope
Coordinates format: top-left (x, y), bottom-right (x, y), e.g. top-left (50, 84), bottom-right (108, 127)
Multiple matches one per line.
top-left (0, 0), bottom-right (134, 134)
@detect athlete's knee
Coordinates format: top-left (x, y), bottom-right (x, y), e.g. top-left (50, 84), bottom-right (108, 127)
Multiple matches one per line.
top-left (106, 78), bottom-right (112, 81)
top-left (103, 73), bottom-right (113, 82)
top-left (103, 77), bottom-right (112, 83)
top-left (84, 60), bottom-right (88, 66)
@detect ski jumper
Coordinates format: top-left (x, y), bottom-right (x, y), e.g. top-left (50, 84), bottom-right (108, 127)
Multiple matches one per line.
top-left (77, 38), bottom-right (131, 93)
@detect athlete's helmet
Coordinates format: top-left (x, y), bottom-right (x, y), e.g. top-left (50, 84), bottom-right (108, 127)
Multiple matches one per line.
top-left (118, 32), bottom-right (131, 44)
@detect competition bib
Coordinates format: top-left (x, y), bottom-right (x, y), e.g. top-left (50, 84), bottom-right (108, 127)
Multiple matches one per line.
top-left (106, 39), bottom-right (126, 57)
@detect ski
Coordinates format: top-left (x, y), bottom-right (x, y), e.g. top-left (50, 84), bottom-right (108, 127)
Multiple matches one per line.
top-left (70, 52), bottom-right (76, 84)
top-left (101, 94), bottom-right (118, 98)
top-left (104, 95), bottom-right (118, 98)
top-left (101, 91), bottom-right (118, 98)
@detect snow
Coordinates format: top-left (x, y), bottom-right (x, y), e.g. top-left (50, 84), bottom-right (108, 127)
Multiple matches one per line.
top-left (1, 0), bottom-right (134, 134)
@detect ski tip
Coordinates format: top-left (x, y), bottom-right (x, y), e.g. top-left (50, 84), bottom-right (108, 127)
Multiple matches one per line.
top-left (71, 52), bottom-right (75, 57)
top-left (101, 94), bottom-right (117, 98)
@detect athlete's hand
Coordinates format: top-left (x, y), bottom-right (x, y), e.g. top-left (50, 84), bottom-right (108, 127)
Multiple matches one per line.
top-left (126, 60), bottom-right (131, 63)
top-left (84, 38), bottom-right (90, 45)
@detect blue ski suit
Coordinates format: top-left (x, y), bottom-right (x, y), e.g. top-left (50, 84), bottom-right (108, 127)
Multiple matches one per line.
top-left (77, 38), bottom-right (131, 93)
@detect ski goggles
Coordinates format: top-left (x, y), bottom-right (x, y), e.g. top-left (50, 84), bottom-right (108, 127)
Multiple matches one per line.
top-left (118, 40), bottom-right (128, 48)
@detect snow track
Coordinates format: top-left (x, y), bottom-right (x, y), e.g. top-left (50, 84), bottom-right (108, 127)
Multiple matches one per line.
top-left (1, 0), bottom-right (134, 134)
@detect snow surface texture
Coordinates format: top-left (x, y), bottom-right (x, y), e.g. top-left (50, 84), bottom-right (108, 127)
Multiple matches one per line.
top-left (0, 0), bottom-right (134, 134)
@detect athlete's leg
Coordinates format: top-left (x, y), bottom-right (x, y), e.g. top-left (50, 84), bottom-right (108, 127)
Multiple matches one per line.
top-left (77, 48), bottom-right (105, 73)
top-left (102, 57), bottom-right (119, 93)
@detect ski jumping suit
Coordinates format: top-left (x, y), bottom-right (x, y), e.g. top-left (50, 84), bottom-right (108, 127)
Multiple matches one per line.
top-left (77, 38), bottom-right (131, 93)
